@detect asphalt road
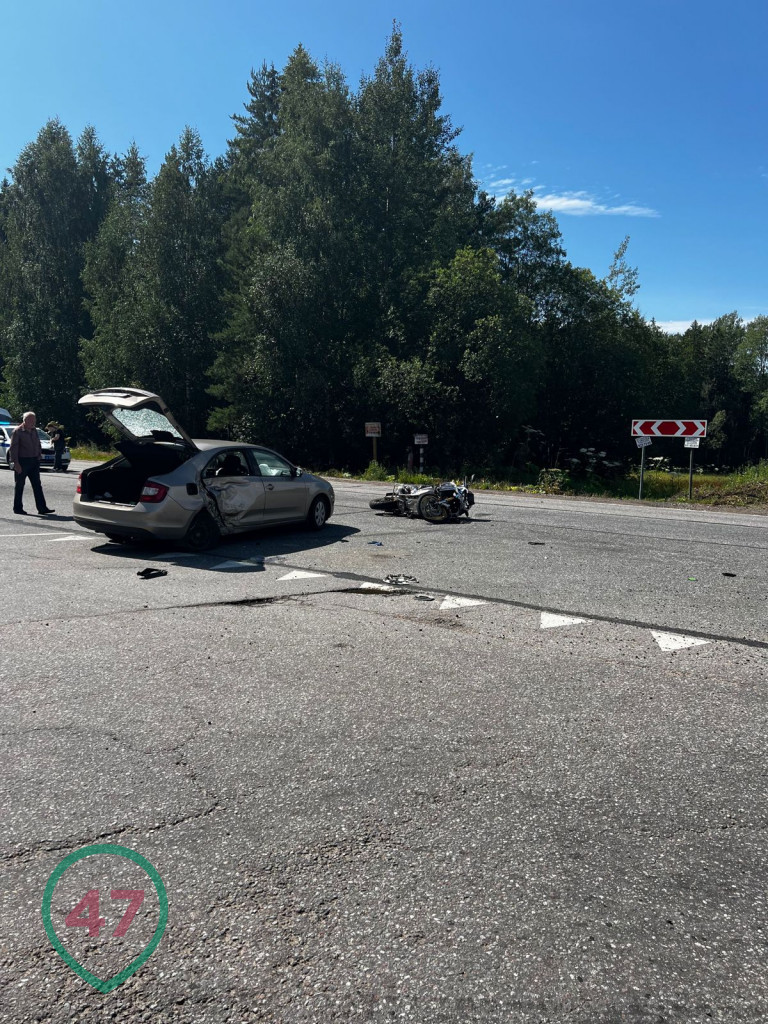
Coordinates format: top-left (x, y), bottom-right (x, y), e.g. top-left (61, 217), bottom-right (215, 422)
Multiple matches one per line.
top-left (1, 468), bottom-right (767, 1023)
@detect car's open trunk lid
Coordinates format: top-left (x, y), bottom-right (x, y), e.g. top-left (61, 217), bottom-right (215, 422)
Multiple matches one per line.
top-left (78, 388), bottom-right (198, 450)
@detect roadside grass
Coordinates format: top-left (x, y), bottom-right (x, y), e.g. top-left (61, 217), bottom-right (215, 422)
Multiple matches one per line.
top-left (70, 443), bottom-right (116, 461)
top-left (323, 460), bottom-right (768, 509)
top-left (69, 446), bottom-right (768, 509)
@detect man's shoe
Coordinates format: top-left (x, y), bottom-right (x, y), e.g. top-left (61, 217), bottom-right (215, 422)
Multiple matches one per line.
top-left (13, 509), bottom-right (27, 515)
top-left (38, 508), bottom-right (55, 515)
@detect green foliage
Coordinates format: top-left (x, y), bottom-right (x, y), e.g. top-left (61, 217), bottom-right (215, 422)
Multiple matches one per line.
top-left (0, 121), bottom-right (109, 428)
top-left (1, 31), bottom-right (767, 475)
top-left (361, 460), bottom-right (390, 480)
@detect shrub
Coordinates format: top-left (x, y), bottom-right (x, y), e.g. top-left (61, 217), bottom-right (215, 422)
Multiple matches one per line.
top-left (361, 460), bottom-right (390, 481)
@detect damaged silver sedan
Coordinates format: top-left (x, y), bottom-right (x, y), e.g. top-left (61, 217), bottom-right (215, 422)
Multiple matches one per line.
top-left (73, 388), bottom-right (334, 550)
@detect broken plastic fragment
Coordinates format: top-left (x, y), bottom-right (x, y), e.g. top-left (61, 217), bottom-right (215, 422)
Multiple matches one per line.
top-left (528, 541), bottom-right (545, 546)
top-left (368, 541), bottom-right (384, 546)
top-left (383, 574), bottom-right (418, 585)
top-left (136, 568), bottom-right (168, 579)
top-left (722, 572), bottom-right (736, 578)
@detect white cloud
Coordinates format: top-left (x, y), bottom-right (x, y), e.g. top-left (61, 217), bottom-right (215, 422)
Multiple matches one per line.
top-left (484, 173), bottom-right (659, 218)
top-left (534, 190), bottom-right (659, 218)
top-left (655, 319), bottom-right (714, 334)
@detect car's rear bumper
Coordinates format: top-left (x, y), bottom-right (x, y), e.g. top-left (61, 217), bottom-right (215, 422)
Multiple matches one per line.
top-left (74, 518), bottom-right (157, 541)
top-left (73, 496), bottom-right (191, 540)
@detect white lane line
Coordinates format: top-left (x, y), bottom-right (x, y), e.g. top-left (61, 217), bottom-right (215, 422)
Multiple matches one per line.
top-left (359, 582), bottom-right (397, 592)
top-left (210, 559), bottom-right (263, 570)
top-left (278, 570), bottom-right (327, 580)
top-left (149, 552), bottom-right (201, 560)
top-left (540, 612), bottom-right (588, 629)
top-left (46, 535), bottom-right (91, 543)
top-left (0, 532), bottom-right (49, 538)
top-left (651, 630), bottom-right (710, 652)
top-left (440, 595), bottom-right (486, 610)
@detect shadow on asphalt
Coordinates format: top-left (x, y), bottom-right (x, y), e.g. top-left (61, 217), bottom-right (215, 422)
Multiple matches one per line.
top-left (89, 522), bottom-right (360, 573)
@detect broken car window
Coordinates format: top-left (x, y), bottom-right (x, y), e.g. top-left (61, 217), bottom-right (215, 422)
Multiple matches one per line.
top-left (112, 407), bottom-right (183, 441)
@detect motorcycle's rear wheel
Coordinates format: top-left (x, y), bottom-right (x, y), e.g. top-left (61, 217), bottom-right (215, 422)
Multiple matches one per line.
top-left (369, 496), bottom-right (399, 513)
top-left (417, 493), bottom-right (450, 523)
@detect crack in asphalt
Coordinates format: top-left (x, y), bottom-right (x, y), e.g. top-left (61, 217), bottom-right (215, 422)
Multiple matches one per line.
top-left (0, 801), bottom-right (222, 865)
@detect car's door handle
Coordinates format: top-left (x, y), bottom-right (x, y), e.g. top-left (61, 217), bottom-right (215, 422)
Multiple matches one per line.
top-left (266, 484), bottom-right (274, 490)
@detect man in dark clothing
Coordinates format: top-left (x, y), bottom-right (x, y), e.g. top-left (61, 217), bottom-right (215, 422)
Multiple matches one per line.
top-left (9, 412), bottom-right (55, 515)
top-left (49, 423), bottom-right (67, 471)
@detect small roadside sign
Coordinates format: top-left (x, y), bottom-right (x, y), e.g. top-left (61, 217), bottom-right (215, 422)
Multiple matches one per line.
top-left (684, 437), bottom-right (700, 449)
top-left (414, 433), bottom-right (428, 445)
top-left (635, 436), bottom-right (652, 448)
top-left (365, 422), bottom-right (381, 437)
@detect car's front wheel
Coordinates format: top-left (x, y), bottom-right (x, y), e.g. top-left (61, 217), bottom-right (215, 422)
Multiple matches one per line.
top-left (307, 495), bottom-right (329, 530)
top-left (183, 511), bottom-right (220, 551)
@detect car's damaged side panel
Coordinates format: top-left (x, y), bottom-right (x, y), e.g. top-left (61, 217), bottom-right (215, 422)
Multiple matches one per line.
top-left (199, 475), bottom-right (266, 534)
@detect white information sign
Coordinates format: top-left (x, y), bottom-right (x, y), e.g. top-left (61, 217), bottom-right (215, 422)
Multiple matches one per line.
top-left (414, 434), bottom-right (428, 445)
top-left (635, 436), bottom-right (652, 448)
top-left (684, 437), bottom-right (700, 449)
top-left (365, 422), bottom-right (381, 437)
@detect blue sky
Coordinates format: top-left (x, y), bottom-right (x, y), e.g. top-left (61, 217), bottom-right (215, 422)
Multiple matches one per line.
top-left (2, 0), bottom-right (766, 330)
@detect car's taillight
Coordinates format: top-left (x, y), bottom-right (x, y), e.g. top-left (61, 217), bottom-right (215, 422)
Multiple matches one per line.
top-left (76, 472), bottom-right (82, 494)
top-left (140, 481), bottom-right (169, 503)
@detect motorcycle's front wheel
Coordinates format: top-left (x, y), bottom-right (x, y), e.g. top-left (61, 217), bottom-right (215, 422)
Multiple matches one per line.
top-left (369, 496), bottom-right (399, 513)
top-left (417, 493), bottom-right (450, 523)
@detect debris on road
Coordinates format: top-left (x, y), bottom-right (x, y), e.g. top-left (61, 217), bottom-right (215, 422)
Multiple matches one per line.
top-left (383, 574), bottom-right (418, 585)
top-left (137, 567), bottom-right (168, 579)
top-left (368, 541), bottom-right (384, 546)
top-left (722, 572), bottom-right (736, 577)
top-left (528, 541), bottom-right (546, 546)
top-left (414, 594), bottom-right (435, 602)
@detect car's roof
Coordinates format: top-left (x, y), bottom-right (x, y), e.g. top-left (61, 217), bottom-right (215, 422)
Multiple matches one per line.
top-left (192, 439), bottom-right (280, 454)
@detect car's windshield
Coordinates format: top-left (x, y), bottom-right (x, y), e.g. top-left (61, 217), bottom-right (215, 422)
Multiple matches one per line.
top-left (112, 407), bottom-right (183, 441)
top-left (36, 429), bottom-right (50, 439)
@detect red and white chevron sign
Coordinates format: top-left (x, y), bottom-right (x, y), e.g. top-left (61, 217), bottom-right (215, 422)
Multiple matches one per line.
top-left (631, 419), bottom-right (707, 437)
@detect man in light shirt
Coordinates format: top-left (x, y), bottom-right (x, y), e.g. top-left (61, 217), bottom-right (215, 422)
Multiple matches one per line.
top-left (9, 412), bottom-right (55, 516)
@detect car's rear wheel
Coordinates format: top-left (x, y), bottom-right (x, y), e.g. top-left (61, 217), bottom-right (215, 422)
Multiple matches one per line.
top-left (183, 511), bottom-right (220, 551)
top-left (307, 495), bottom-right (329, 530)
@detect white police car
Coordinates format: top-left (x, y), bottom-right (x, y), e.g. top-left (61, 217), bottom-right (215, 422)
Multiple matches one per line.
top-left (0, 422), bottom-right (71, 471)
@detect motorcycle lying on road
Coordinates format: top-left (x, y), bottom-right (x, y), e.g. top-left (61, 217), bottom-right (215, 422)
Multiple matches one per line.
top-left (369, 479), bottom-right (475, 524)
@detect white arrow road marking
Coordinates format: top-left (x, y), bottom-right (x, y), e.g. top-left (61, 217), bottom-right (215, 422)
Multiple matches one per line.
top-left (46, 535), bottom-right (92, 543)
top-left (540, 612), bottom-right (588, 629)
top-left (440, 595), bottom-right (486, 610)
top-left (278, 570), bottom-right (327, 580)
top-left (651, 630), bottom-right (710, 652)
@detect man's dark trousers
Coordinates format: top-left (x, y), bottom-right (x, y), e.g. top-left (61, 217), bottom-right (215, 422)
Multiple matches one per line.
top-left (14, 457), bottom-right (47, 513)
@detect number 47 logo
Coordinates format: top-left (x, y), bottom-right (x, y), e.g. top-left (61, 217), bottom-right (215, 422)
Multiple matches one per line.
top-left (65, 889), bottom-right (145, 938)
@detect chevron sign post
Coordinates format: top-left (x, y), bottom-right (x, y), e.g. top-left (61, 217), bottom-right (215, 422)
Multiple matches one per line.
top-left (631, 419), bottom-right (707, 437)
top-left (631, 419), bottom-right (707, 499)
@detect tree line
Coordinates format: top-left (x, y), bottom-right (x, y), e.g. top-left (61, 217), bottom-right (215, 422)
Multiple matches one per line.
top-left (1, 28), bottom-right (766, 475)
